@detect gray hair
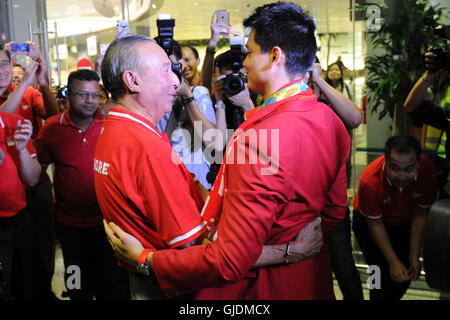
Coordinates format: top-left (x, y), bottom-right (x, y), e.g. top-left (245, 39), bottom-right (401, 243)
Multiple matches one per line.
top-left (101, 35), bottom-right (156, 102)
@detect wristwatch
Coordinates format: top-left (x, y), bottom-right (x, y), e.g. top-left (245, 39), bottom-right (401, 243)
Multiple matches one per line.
top-left (182, 96), bottom-right (196, 106)
top-left (136, 248), bottom-right (153, 276)
top-left (214, 101), bottom-right (226, 111)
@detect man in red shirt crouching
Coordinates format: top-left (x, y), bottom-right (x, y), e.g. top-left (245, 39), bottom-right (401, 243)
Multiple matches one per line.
top-left (352, 135), bottom-right (438, 300)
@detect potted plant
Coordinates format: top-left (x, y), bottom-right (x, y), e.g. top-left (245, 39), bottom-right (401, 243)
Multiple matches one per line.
top-left (364, 0), bottom-right (447, 134)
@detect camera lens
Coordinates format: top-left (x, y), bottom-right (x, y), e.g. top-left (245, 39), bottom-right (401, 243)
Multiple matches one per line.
top-left (224, 73), bottom-right (247, 96)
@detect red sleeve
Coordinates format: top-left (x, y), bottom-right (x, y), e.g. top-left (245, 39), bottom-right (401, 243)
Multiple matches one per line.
top-left (321, 141), bottom-right (349, 232)
top-left (138, 149), bottom-right (205, 248)
top-left (355, 181), bottom-right (383, 220)
top-left (415, 158), bottom-right (438, 209)
top-left (153, 131), bottom-right (279, 298)
top-left (26, 139), bottom-right (36, 159)
top-left (31, 88), bottom-right (45, 118)
top-left (35, 122), bottom-right (51, 165)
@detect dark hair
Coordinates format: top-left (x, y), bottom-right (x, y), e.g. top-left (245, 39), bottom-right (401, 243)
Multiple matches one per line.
top-left (67, 69), bottom-right (100, 93)
top-left (182, 45), bottom-right (199, 60)
top-left (214, 50), bottom-right (239, 73)
top-left (385, 135), bottom-right (422, 162)
top-left (243, 1), bottom-right (317, 78)
top-left (12, 64), bottom-right (25, 71)
top-left (325, 62), bottom-right (344, 88)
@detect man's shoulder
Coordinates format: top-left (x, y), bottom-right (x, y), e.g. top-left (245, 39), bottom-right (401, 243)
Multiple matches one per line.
top-left (102, 115), bottom-right (168, 151)
top-left (417, 155), bottom-right (438, 182)
top-left (0, 111), bottom-right (23, 128)
top-left (44, 112), bottom-right (63, 125)
top-left (23, 86), bottom-right (43, 100)
top-left (359, 156), bottom-right (385, 188)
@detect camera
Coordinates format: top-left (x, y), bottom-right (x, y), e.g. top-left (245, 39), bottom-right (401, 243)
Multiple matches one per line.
top-left (224, 36), bottom-right (248, 96)
top-left (427, 24), bottom-right (450, 73)
top-left (155, 14), bottom-right (182, 81)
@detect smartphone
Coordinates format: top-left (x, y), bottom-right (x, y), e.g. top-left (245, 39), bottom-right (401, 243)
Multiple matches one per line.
top-left (11, 43), bottom-right (30, 52)
top-left (217, 10), bottom-right (229, 25)
top-left (116, 20), bottom-right (130, 37)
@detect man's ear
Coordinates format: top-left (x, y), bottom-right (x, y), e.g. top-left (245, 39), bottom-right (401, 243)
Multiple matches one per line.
top-left (122, 70), bottom-right (141, 93)
top-left (269, 46), bottom-right (284, 66)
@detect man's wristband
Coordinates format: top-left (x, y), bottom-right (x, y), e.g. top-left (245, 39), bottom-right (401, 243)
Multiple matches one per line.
top-left (136, 248), bottom-right (154, 276)
top-left (138, 248), bottom-right (154, 265)
top-left (183, 96), bottom-right (196, 106)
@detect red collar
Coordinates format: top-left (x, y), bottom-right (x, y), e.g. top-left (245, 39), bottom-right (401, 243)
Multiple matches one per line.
top-left (107, 106), bottom-right (162, 139)
top-left (59, 109), bottom-right (102, 130)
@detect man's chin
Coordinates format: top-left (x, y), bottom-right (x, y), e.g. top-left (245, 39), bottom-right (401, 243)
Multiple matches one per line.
top-left (393, 181), bottom-right (411, 189)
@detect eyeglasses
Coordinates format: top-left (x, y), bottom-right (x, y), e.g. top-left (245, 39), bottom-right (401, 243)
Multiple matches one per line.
top-left (71, 91), bottom-right (103, 100)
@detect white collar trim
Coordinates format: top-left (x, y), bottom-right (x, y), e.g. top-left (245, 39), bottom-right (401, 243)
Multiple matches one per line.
top-left (108, 111), bottom-right (161, 138)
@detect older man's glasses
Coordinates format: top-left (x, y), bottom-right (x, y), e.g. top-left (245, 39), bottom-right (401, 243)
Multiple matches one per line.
top-left (72, 91), bottom-right (103, 100)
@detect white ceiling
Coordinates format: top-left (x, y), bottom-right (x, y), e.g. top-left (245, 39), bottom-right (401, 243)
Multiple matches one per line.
top-left (45, 0), bottom-right (364, 40)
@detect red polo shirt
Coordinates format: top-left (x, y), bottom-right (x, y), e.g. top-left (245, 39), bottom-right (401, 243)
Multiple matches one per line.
top-left (36, 109), bottom-right (104, 227)
top-left (353, 155), bottom-right (438, 228)
top-left (0, 111), bottom-right (37, 218)
top-left (0, 84), bottom-right (45, 140)
top-left (94, 107), bottom-right (205, 254)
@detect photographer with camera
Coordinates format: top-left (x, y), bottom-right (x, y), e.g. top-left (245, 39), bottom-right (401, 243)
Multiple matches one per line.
top-left (404, 26), bottom-right (450, 198)
top-left (205, 42), bottom-right (259, 185)
top-left (154, 16), bottom-right (220, 191)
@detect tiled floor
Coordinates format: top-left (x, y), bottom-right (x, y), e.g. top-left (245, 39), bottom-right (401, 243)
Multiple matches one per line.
top-left (51, 241), bottom-right (447, 300)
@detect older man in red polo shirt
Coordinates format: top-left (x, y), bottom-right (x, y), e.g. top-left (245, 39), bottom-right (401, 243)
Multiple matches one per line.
top-left (352, 135), bottom-right (438, 300)
top-left (0, 111), bottom-right (41, 299)
top-left (36, 69), bottom-right (129, 300)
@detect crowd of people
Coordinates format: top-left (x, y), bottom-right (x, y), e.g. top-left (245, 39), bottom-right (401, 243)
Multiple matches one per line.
top-left (0, 1), bottom-right (446, 301)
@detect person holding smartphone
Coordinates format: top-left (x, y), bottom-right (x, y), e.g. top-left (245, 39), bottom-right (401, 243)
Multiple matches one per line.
top-left (0, 43), bottom-right (60, 300)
